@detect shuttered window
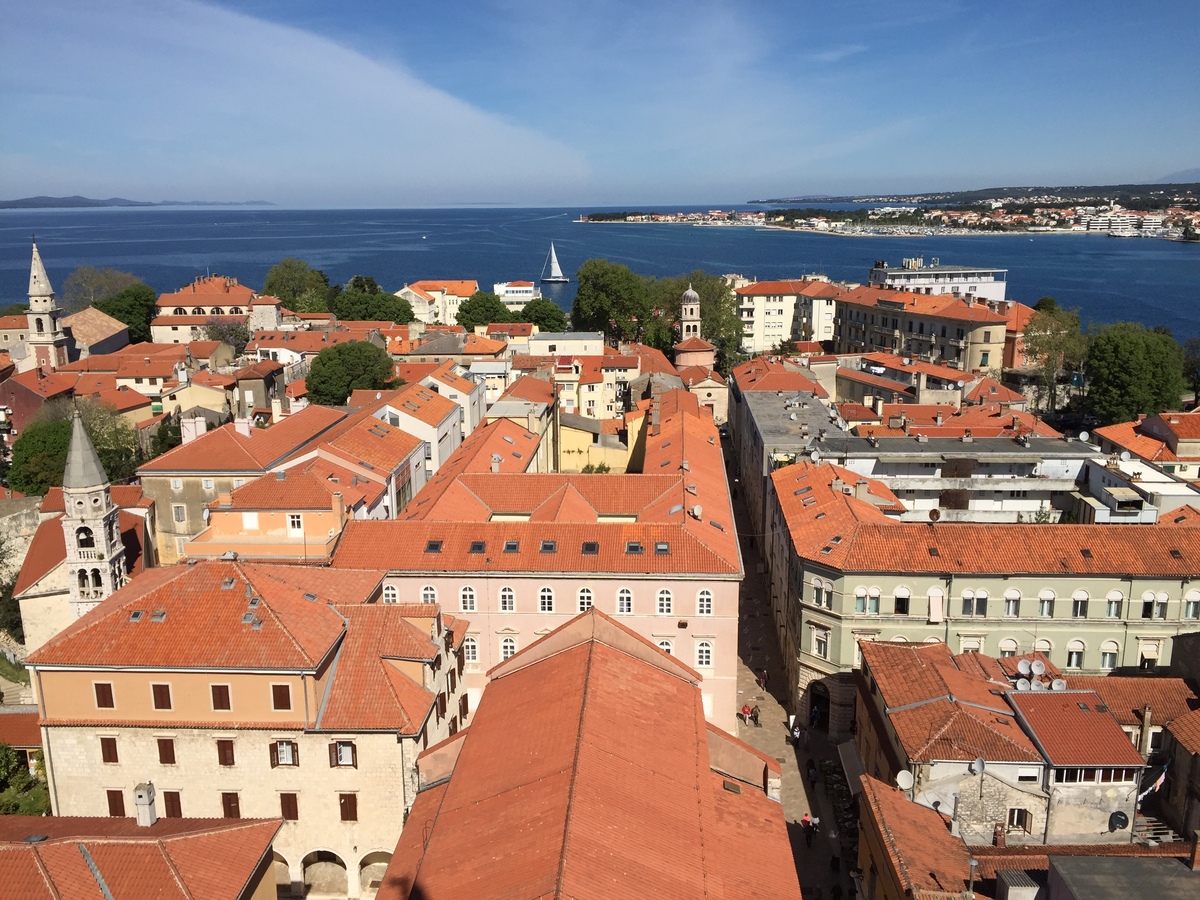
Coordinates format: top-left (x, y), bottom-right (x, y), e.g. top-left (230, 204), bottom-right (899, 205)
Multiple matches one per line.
top-left (339, 793), bottom-right (357, 822)
top-left (211, 684), bottom-right (231, 710)
top-left (221, 792), bottom-right (240, 818)
top-left (94, 683), bottom-right (114, 709)
top-left (163, 791), bottom-right (182, 818)
top-left (217, 739), bottom-right (236, 767)
top-left (100, 737), bottom-right (118, 764)
top-left (151, 683), bottom-right (172, 710)
top-left (280, 793), bottom-right (298, 821)
top-left (157, 738), bottom-right (175, 765)
top-left (106, 790), bottom-right (125, 817)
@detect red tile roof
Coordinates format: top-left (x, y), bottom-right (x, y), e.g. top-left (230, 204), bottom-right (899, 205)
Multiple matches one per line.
top-left (1004, 301), bottom-right (1038, 334)
top-left (158, 275), bottom-right (256, 303)
top-left (1009, 691), bottom-right (1147, 767)
top-left (498, 374), bottom-right (555, 405)
top-left (381, 609), bottom-right (798, 900)
top-left (487, 322), bottom-right (533, 336)
top-left (221, 468), bottom-right (343, 511)
top-left (1065, 676), bottom-right (1199, 727)
top-left (735, 279), bottom-right (840, 297)
top-left (462, 333), bottom-right (507, 356)
top-left (321, 416), bottom-right (422, 473)
top-left (1168, 708), bottom-right (1200, 755)
top-left (1094, 419), bottom-right (1177, 462)
top-left (674, 335), bottom-right (715, 352)
top-left (732, 356), bottom-right (828, 397)
top-left (624, 341), bottom-right (676, 376)
top-left (0, 711), bottom-right (40, 748)
top-left (966, 376), bottom-right (1024, 404)
top-left (405, 279), bottom-right (478, 297)
top-left (389, 382), bottom-right (459, 427)
top-left (115, 356), bottom-right (179, 379)
top-left (839, 284), bottom-right (1009, 324)
top-left (8, 369), bottom-right (75, 399)
top-left (62, 307), bottom-right (128, 346)
top-left (246, 329), bottom-right (366, 355)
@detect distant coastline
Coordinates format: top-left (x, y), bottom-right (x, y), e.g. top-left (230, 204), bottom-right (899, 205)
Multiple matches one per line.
top-left (0, 195), bottom-right (274, 210)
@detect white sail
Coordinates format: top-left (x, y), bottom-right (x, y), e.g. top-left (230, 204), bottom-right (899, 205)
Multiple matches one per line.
top-left (541, 242), bottom-right (569, 283)
top-left (548, 242), bottom-right (564, 279)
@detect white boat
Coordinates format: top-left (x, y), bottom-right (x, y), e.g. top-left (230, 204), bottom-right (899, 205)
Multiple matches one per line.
top-left (541, 242), bottom-right (570, 283)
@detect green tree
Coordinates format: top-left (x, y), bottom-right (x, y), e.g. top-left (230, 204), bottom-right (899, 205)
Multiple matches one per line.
top-left (1023, 305), bottom-right (1087, 412)
top-left (9, 399), bottom-right (138, 495)
top-left (289, 286), bottom-right (330, 314)
top-left (1182, 222), bottom-right (1199, 242)
top-left (262, 258), bottom-right (333, 305)
top-left (331, 287), bottom-right (414, 324)
top-left (0, 304), bottom-right (28, 316)
top-left (61, 266), bottom-right (142, 313)
top-left (94, 283), bottom-right (158, 343)
top-left (0, 576), bottom-right (21, 643)
top-left (1183, 337), bottom-right (1200, 407)
top-left (346, 275), bottom-right (384, 294)
top-left (205, 319), bottom-right (251, 356)
top-left (306, 341), bottom-right (397, 406)
top-left (150, 413), bottom-right (182, 459)
top-left (0, 744), bottom-right (50, 815)
top-left (456, 292), bottom-right (511, 332)
top-left (1085, 323), bottom-right (1186, 424)
top-left (571, 258), bottom-right (652, 343)
top-left (516, 297), bottom-right (568, 333)
top-left (1034, 295), bottom-right (1059, 313)
top-left (649, 271), bottom-right (745, 372)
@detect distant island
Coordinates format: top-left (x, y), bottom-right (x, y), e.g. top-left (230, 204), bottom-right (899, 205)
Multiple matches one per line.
top-left (0, 195), bottom-right (274, 210)
top-left (748, 181), bottom-right (1200, 207)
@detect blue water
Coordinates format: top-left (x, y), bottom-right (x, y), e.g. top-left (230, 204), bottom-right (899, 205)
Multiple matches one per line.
top-left (1, 207), bottom-right (1197, 336)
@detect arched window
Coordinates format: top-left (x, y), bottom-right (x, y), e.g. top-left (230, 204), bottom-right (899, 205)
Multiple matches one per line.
top-left (1038, 589), bottom-right (1055, 618)
top-left (463, 637), bottom-right (478, 663)
top-left (499, 586), bottom-right (514, 612)
top-left (696, 641), bottom-right (712, 667)
top-left (192, 307), bottom-right (204, 315)
top-left (77, 570), bottom-right (89, 592)
top-left (421, 585), bottom-right (437, 604)
top-left (90, 569), bottom-right (102, 590)
top-left (577, 588), bottom-right (593, 612)
top-left (697, 590), bottom-right (713, 616)
top-left (382, 585), bottom-right (398, 603)
top-left (928, 587), bottom-right (945, 623)
top-left (1066, 639), bottom-right (1085, 669)
top-left (811, 577), bottom-right (824, 606)
top-left (998, 638), bottom-right (1019, 657)
top-left (657, 640), bottom-right (673, 655)
top-left (657, 589), bottom-right (672, 615)
top-left (893, 587), bottom-right (910, 616)
top-left (1100, 640), bottom-right (1119, 670)
top-left (867, 587), bottom-right (881, 615)
top-left (1034, 638), bottom-right (1051, 655)
top-left (822, 582), bottom-right (834, 607)
top-left (173, 307), bottom-right (187, 315)
top-left (460, 586), bottom-right (476, 612)
top-left (539, 587), bottom-right (554, 613)
top-left (35, 318), bottom-right (44, 333)
top-left (229, 307), bottom-right (243, 315)
top-left (855, 587), bottom-right (867, 614)
top-left (76, 526), bottom-right (95, 549)
top-left (1072, 590), bottom-right (1089, 618)
top-left (1004, 588), bottom-right (1021, 617)
top-left (1186, 590), bottom-right (1200, 620)
top-left (501, 637), bottom-right (517, 660)
top-left (1106, 590), bottom-right (1124, 619)
top-left (617, 588), bottom-right (632, 615)
top-left (211, 307), bottom-right (224, 315)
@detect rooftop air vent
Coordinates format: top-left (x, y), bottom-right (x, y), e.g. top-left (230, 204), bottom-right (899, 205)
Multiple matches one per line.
top-left (425, 540), bottom-right (443, 553)
top-left (582, 541), bottom-right (599, 555)
top-left (722, 779), bottom-right (742, 795)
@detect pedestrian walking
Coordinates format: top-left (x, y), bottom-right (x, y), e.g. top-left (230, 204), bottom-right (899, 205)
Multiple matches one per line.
top-left (740, 703), bottom-right (752, 724)
top-left (759, 668), bottom-right (769, 690)
top-left (791, 722), bottom-right (802, 746)
top-left (810, 705), bottom-right (819, 727)
top-left (801, 813), bottom-right (813, 847)
top-left (751, 705), bottom-right (761, 727)
top-left (807, 759), bottom-right (819, 788)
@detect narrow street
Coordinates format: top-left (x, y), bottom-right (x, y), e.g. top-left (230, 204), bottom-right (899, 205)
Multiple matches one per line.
top-left (729, 463), bottom-right (853, 900)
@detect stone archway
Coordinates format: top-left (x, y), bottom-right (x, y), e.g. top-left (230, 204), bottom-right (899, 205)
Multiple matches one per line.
top-left (271, 851), bottom-right (296, 898)
top-left (358, 850), bottom-right (392, 897)
top-left (301, 850), bottom-right (347, 897)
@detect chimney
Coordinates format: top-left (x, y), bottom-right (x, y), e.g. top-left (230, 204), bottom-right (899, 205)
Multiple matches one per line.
top-left (234, 418), bottom-right (253, 438)
top-left (332, 491), bottom-right (345, 524)
top-left (134, 782), bottom-right (157, 827)
top-left (491, 452), bottom-right (503, 474)
top-left (181, 415), bottom-right (208, 444)
top-left (271, 397), bottom-right (283, 423)
top-left (1140, 705), bottom-right (1154, 757)
top-left (949, 792), bottom-right (961, 837)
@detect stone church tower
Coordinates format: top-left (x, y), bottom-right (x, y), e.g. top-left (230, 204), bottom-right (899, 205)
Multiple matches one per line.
top-left (25, 242), bottom-right (69, 371)
top-left (62, 413), bottom-right (127, 619)
top-left (680, 283), bottom-right (702, 341)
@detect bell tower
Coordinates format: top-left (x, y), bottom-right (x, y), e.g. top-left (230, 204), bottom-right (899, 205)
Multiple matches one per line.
top-left (26, 242), bottom-right (69, 371)
top-left (681, 283), bottom-right (701, 340)
top-left (61, 413), bottom-right (127, 619)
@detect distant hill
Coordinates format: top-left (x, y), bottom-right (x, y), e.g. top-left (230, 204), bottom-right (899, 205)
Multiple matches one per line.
top-left (0, 195), bottom-right (274, 209)
top-left (750, 182), bottom-right (1200, 206)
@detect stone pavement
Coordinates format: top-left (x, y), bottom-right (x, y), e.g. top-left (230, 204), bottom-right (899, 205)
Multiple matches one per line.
top-left (729, 463), bottom-right (854, 900)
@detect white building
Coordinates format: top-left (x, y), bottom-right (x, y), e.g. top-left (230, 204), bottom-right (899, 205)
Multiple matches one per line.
top-left (493, 280), bottom-right (541, 313)
top-left (867, 258), bottom-right (1008, 303)
top-left (526, 331), bottom-right (605, 356)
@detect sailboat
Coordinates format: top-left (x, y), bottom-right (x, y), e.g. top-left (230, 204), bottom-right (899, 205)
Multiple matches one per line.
top-left (540, 242), bottom-right (570, 284)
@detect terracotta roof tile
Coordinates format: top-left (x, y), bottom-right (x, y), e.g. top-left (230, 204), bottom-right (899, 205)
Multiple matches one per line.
top-left (1009, 690), bottom-right (1147, 767)
top-left (840, 284), bottom-right (1009, 324)
top-left (62, 307), bottom-right (129, 346)
top-left (1065, 676), bottom-right (1200, 727)
top-left (1168, 707), bottom-right (1200, 755)
top-left (158, 275), bottom-right (256, 303)
top-left (499, 375), bottom-right (555, 405)
top-left (732, 356), bottom-right (827, 397)
top-left (0, 711), bottom-right (40, 748)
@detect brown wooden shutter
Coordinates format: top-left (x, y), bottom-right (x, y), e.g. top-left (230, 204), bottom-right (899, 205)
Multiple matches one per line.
top-left (106, 789), bottom-right (125, 817)
top-left (217, 739), bottom-right (235, 766)
top-left (152, 683), bottom-right (172, 710)
top-left (350, 742), bottom-right (358, 769)
top-left (94, 683), bottom-right (114, 709)
top-left (339, 793), bottom-right (357, 822)
top-left (280, 793), bottom-right (298, 821)
top-left (211, 684), bottom-right (231, 710)
top-left (100, 737), bottom-right (118, 764)
top-left (328, 742), bottom-right (337, 767)
top-left (221, 792), bottom-right (240, 818)
top-left (290, 742), bottom-right (299, 766)
top-left (272, 684), bottom-right (291, 710)
top-left (163, 791), bottom-right (182, 818)
top-left (269, 741), bottom-right (279, 768)
top-left (157, 738), bottom-right (175, 765)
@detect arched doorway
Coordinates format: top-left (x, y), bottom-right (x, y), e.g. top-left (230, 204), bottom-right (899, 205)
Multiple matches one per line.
top-left (809, 681), bottom-right (831, 732)
top-left (301, 850), bottom-right (347, 897)
top-left (271, 851), bottom-right (295, 897)
top-left (359, 850), bottom-right (392, 896)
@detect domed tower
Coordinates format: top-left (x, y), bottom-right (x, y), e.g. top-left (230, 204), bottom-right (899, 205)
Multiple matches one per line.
top-left (25, 242), bottom-right (69, 371)
top-left (61, 413), bottom-right (127, 618)
top-left (680, 283), bottom-right (701, 341)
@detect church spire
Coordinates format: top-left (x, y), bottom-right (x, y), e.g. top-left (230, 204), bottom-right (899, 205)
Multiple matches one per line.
top-left (29, 241), bottom-right (54, 299)
top-left (64, 413), bottom-right (109, 490)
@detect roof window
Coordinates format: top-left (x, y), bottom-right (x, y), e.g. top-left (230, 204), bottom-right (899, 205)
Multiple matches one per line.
top-left (654, 542), bottom-right (669, 555)
top-left (1077, 702), bottom-right (1090, 711)
top-left (540, 540), bottom-right (557, 553)
top-left (241, 612), bottom-right (255, 624)
top-left (626, 541), bottom-right (644, 555)
top-left (503, 435), bottom-right (515, 444)
top-left (248, 597), bottom-right (260, 608)
top-left (658, 459), bottom-right (671, 468)
top-left (469, 541), bottom-right (486, 554)
top-left (582, 541), bottom-right (599, 555)
top-left (928, 547), bottom-right (940, 557)
top-left (710, 521), bottom-right (725, 532)
top-left (425, 540), bottom-right (443, 553)
top-left (303, 592), bottom-right (317, 602)
top-left (220, 577), bottom-right (236, 590)
top-left (504, 540), bottom-right (520, 553)
top-left (1080, 548), bottom-right (1093, 559)
top-left (669, 503), bottom-right (684, 515)
top-left (793, 486), bottom-right (812, 496)
top-left (150, 610), bottom-right (166, 623)
top-left (1171, 549), bottom-right (1183, 559)
top-left (830, 535), bottom-right (843, 544)
top-left (129, 610), bottom-right (144, 622)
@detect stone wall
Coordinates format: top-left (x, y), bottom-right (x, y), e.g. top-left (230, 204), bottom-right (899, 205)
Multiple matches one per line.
top-left (0, 498), bottom-right (44, 585)
top-left (956, 772), bottom-right (1049, 846)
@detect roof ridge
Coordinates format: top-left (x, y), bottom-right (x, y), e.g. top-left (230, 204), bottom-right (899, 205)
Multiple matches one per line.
top-left (554, 639), bottom-right (596, 898)
top-left (28, 845), bottom-right (61, 900)
top-left (155, 838), bottom-right (195, 899)
top-left (236, 563), bottom-right (321, 667)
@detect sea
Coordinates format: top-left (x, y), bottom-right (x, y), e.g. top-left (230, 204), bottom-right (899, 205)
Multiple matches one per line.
top-left (1, 205), bottom-right (1197, 337)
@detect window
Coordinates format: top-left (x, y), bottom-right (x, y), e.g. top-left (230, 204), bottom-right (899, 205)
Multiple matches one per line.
top-left (107, 789), bottom-right (125, 817)
top-left (657, 640), bottom-right (673, 655)
top-left (1106, 591), bottom-right (1123, 618)
top-left (288, 514), bottom-right (302, 532)
top-left (271, 740), bottom-right (298, 767)
top-left (339, 793), bottom-right (358, 822)
top-left (171, 479), bottom-right (183, 491)
top-left (217, 739), bottom-right (236, 767)
top-left (1038, 591), bottom-right (1055, 618)
top-left (499, 586), bottom-right (514, 612)
top-left (1100, 641), bottom-right (1119, 670)
top-left (1066, 640), bottom-right (1085, 669)
top-left (813, 627), bottom-right (830, 660)
top-left (211, 684), bottom-right (231, 711)
top-left (577, 588), bottom-right (593, 612)
top-left (696, 641), bottom-right (712, 667)
top-left (202, 478), bottom-right (214, 491)
top-left (460, 586), bottom-right (476, 612)
top-left (980, 351), bottom-right (990, 367)
top-left (330, 741), bottom-right (357, 768)
top-left (272, 684), bottom-right (291, 711)
top-left (961, 590), bottom-right (987, 617)
top-left (100, 737), bottom-right (119, 764)
top-left (94, 682), bottom-right (114, 709)
top-left (998, 638), bottom-right (1018, 658)
top-left (382, 585), bottom-right (398, 603)
top-left (1186, 591), bottom-right (1200, 619)
top-left (501, 637), bottom-right (517, 660)
top-left (241, 511), bottom-right (259, 530)
top-left (618, 588), bottom-right (633, 615)
top-left (280, 793), bottom-right (298, 821)
top-left (1034, 638), bottom-right (1051, 656)
top-left (157, 738), bottom-right (175, 765)
top-left (463, 637), bottom-right (478, 663)
top-left (1017, 767), bottom-right (1039, 783)
top-left (1007, 808), bottom-right (1030, 832)
top-left (868, 588), bottom-right (880, 615)
top-left (539, 587), bottom-right (554, 613)
top-left (163, 791), bottom-right (182, 818)
top-left (1071, 592), bottom-right (1089, 618)
top-left (422, 585), bottom-right (437, 604)
top-left (172, 505), bottom-right (186, 524)
top-left (1142, 591), bottom-right (1167, 619)
top-left (221, 792), bottom-right (241, 818)
top-left (1004, 590), bottom-right (1020, 617)
top-left (152, 683), bottom-right (172, 710)
top-left (893, 588), bottom-right (910, 616)
top-left (822, 583), bottom-right (834, 608)
top-left (697, 590), bottom-right (713, 616)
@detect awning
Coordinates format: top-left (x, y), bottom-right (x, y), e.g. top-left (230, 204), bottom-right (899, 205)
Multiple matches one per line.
top-left (838, 740), bottom-right (866, 797)
top-left (1140, 642), bottom-right (1160, 660)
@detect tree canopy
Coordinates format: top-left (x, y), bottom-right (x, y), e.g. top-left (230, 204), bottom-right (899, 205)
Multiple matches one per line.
top-left (94, 283), bottom-right (158, 343)
top-left (456, 292), bottom-right (511, 332)
top-left (1086, 322), bottom-right (1185, 424)
top-left (8, 399), bottom-right (138, 495)
top-left (61, 266), bottom-right (142, 313)
top-left (571, 259), bottom-right (654, 344)
top-left (205, 319), bottom-right (250, 356)
top-left (1023, 304), bottom-right (1087, 412)
top-left (0, 743), bottom-right (49, 815)
top-left (306, 341), bottom-right (397, 406)
top-left (1183, 337), bottom-right (1200, 407)
top-left (262, 258), bottom-right (333, 305)
top-left (331, 286), bottom-right (414, 324)
top-left (649, 271), bottom-right (744, 370)
top-left (516, 296), bottom-right (568, 333)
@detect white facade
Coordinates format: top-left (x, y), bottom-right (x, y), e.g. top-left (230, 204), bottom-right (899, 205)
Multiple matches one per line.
top-left (736, 290), bottom-right (797, 356)
top-left (867, 258), bottom-right (1008, 303)
top-left (527, 332), bottom-right (605, 356)
top-left (493, 281), bottom-right (541, 313)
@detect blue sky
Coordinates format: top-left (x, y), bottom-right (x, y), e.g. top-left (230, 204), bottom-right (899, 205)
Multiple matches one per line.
top-left (1, 0), bottom-right (1197, 207)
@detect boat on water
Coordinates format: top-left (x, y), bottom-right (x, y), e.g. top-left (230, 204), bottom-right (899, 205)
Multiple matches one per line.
top-left (541, 242), bottom-right (570, 283)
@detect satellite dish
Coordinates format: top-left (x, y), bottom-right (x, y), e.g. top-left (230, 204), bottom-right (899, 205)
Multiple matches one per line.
top-left (1016, 678), bottom-right (1031, 691)
top-left (1051, 679), bottom-right (1067, 691)
top-left (1079, 431), bottom-right (1090, 443)
top-left (969, 757), bottom-right (986, 775)
top-left (1031, 678), bottom-right (1047, 691)
top-left (895, 770), bottom-right (914, 791)
top-left (1031, 660), bottom-right (1046, 676)
top-left (928, 508), bottom-right (941, 522)
top-left (956, 380), bottom-right (965, 389)
top-left (1109, 810), bottom-right (1130, 832)
top-left (809, 449), bottom-right (821, 463)
top-left (1120, 450), bottom-right (1131, 461)
top-left (1017, 659), bottom-right (1032, 676)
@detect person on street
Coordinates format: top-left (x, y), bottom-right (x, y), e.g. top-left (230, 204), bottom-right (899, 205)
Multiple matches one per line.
top-left (801, 813), bottom-right (813, 847)
top-left (740, 703), bottom-right (752, 724)
top-left (791, 722), bottom-right (802, 746)
top-left (751, 705), bottom-right (761, 727)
